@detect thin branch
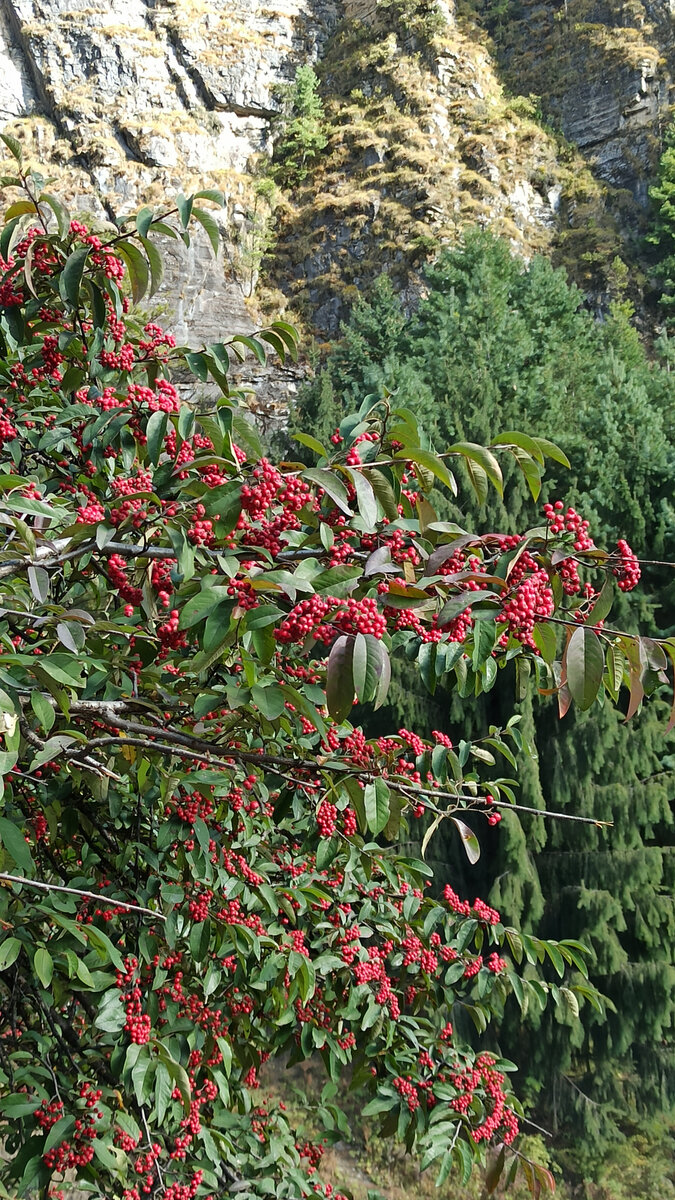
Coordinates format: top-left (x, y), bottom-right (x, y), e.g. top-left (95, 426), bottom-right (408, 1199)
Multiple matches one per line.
top-left (66, 722), bottom-right (612, 827)
top-left (516, 1113), bottom-right (553, 1138)
top-left (544, 613), bottom-right (643, 640)
top-left (139, 1106), bottom-right (165, 1189)
top-left (0, 873), bottom-right (165, 921)
top-left (386, 782), bottom-right (613, 827)
top-left (0, 538), bottom-right (176, 579)
top-left (561, 1073), bottom-right (601, 1108)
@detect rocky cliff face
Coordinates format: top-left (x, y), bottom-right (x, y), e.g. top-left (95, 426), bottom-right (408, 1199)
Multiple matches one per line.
top-left (487, 0), bottom-right (675, 207)
top-left (0, 0), bottom-right (337, 352)
top-left (0, 0), bottom-right (674, 347)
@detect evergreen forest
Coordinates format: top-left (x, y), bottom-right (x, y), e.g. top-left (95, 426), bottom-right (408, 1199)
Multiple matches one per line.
top-left (289, 231), bottom-right (675, 1191)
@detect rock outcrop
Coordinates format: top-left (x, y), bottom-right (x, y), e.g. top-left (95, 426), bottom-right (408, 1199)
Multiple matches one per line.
top-left (0, 0), bottom-right (674, 344)
top-left (0, 0), bottom-right (337, 354)
top-left (489, 0), bottom-right (675, 206)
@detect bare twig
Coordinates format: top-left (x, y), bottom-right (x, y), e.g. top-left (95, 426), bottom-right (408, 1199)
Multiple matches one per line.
top-left (0, 873), bottom-right (165, 921)
top-left (386, 781), bottom-right (613, 827)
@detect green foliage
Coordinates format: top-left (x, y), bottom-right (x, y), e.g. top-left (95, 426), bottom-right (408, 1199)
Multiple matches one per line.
top-left (1, 165), bottom-right (659, 1200)
top-left (290, 230), bottom-right (675, 1159)
top-left (647, 117), bottom-right (675, 317)
top-left (272, 66), bottom-right (329, 187)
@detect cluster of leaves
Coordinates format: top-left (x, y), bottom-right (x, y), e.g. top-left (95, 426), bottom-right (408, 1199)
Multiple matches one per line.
top-left (0, 148), bottom-right (668, 1200)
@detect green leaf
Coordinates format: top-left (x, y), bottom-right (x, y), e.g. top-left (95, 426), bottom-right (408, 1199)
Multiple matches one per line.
top-left (86, 924), bottom-right (125, 971)
top-left (533, 436), bottom-right (571, 468)
top-left (132, 1052), bottom-right (154, 1106)
top-left (352, 632), bottom-right (368, 702)
top-left (94, 990), bottom-right (126, 1032)
top-left (155, 1043), bottom-right (191, 1113)
top-left (146, 409), bottom-right (169, 466)
top-left (0, 133), bottom-right (22, 162)
top-left (0, 817), bottom-right (34, 875)
top-left (472, 619), bottom-right (497, 669)
top-left (75, 957), bottom-right (95, 987)
top-left (39, 192), bottom-right (70, 238)
top-left (192, 206), bottom-right (221, 256)
top-left (293, 432), bottom-right (330, 459)
top-left (449, 441), bottom-right (503, 496)
top-left (33, 947), bottom-right (53, 989)
top-left (116, 241), bottom-right (150, 304)
top-left (93, 1139), bottom-right (125, 1173)
top-left (588, 577), bottom-right (614, 626)
top-left (59, 246), bottom-right (90, 307)
top-left (436, 1149), bottom-right (454, 1188)
top-left (139, 235), bottom-right (164, 297)
top-left (545, 942), bottom-right (565, 978)
top-left (251, 683), bottom-right (286, 720)
top-left (437, 590), bottom-right (500, 626)
top-left (56, 620), bottom-right (85, 653)
top-left (45, 1114), bottom-right (76, 1153)
top-left (0, 1095), bottom-right (41, 1117)
top-left (0, 937), bottom-right (22, 971)
top-left (185, 351), bottom-right (210, 382)
top-left (33, 655), bottom-right (85, 688)
top-left (485, 1145), bottom-right (506, 1196)
top-left (3, 200), bottom-right (35, 221)
top-left (400, 446), bottom-right (457, 493)
top-left (231, 410), bottom-right (263, 461)
top-left (27, 564), bottom-right (49, 603)
top-left (533, 621), bottom-right (557, 664)
top-left (176, 192), bottom-right (194, 229)
top-left (326, 635), bottom-right (354, 723)
top-left (229, 334), bottom-right (266, 365)
top-left (167, 526), bottom-right (195, 582)
top-left (154, 1062), bottom-right (173, 1125)
top-left (135, 206), bottom-right (154, 238)
top-left (260, 328), bottom-right (291, 360)
top-left (560, 985), bottom-right (580, 1020)
top-left (304, 468), bottom-right (353, 516)
top-left (367, 469), bottom-right (399, 519)
top-left (0, 216), bottom-right (23, 263)
top-left (492, 430), bottom-right (545, 465)
top-left (511, 445), bottom-right (542, 501)
top-left (203, 484), bottom-right (242, 532)
top-left (566, 625), bottom-right (604, 711)
top-left (345, 466), bottom-right (378, 528)
top-left (364, 778), bottom-right (390, 835)
top-left (316, 835), bottom-right (340, 870)
top-left (179, 586), bottom-right (231, 629)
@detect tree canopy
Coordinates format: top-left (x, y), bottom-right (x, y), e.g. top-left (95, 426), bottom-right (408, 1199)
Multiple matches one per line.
top-left (0, 146), bottom-right (672, 1200)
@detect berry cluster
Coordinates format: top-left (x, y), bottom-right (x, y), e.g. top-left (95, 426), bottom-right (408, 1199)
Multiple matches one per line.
top-left (275, 595), bottom-right (386, 645)
top-left (612, 538), bottom-right (641, 591)
top-left (42, 1084), bottom-right (103, 1170)
top-left (497, 568), bottom-right (555, 649)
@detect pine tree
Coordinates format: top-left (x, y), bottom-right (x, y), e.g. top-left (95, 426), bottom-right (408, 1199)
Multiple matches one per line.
top-left (273, 65), bottom-right (328, 186)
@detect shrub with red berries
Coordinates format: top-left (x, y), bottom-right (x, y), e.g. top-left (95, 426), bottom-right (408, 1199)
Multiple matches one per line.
top-left (0, 151), bottom-right (665, 1200)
